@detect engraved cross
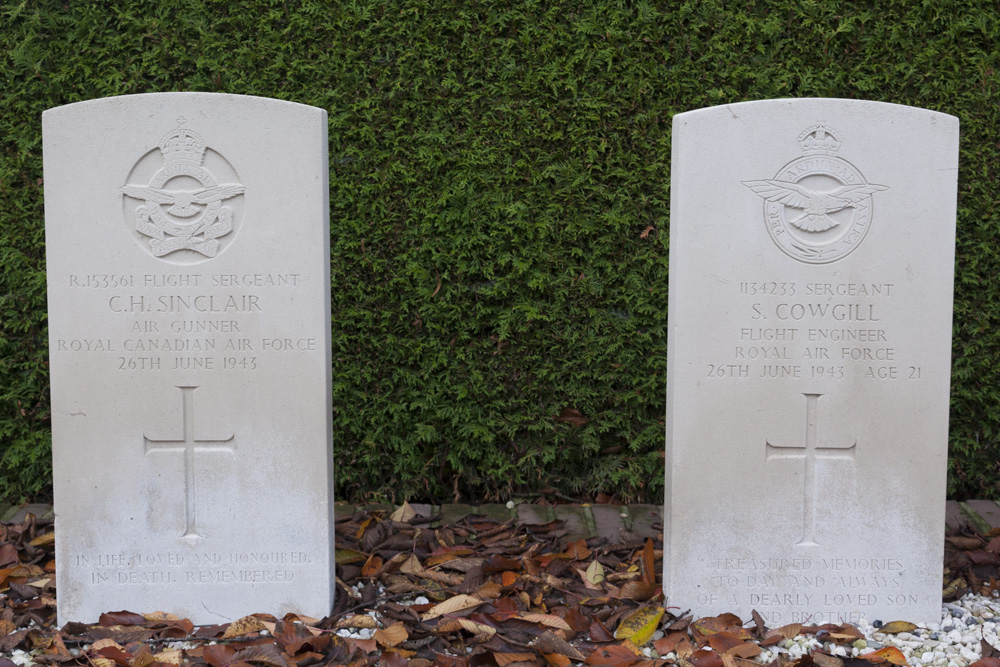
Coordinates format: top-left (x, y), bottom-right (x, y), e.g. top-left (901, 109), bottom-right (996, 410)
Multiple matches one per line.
top-left (143, 386), bottom-right (234, 540)
top-left (766, 393), bottom-right (856, 547)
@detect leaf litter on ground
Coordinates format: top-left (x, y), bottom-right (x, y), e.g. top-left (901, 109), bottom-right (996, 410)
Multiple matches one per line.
top-left (0, 506), bottom-right (998, 666)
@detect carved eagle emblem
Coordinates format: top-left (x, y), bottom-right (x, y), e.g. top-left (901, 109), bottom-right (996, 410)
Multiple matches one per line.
top-left (120, 184), bottom-right (246, 218)
top-left (743, 180), bottom-right (889, 232)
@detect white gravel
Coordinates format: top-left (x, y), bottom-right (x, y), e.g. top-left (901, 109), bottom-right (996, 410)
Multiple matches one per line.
top-left (753, 592), bottom-right (1000, 665)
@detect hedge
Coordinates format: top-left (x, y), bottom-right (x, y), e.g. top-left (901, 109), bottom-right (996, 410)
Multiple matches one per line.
top-left (1, 0), bottom-right (999, 503)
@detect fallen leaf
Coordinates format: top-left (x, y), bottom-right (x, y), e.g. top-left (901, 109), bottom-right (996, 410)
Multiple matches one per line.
top-left (865, 647), bottom-right (909, 665)
top-left (729, 643), bottom-right (762, 659)
top-left (640, 539), bottom-right (655, 584)
top-left (399, 553), bottom-right (423, 573)
top-left (374, 623), bottom-right (408, 647)
top-left (335, 548), bottom-right (369, 565)
top-left (458, 618), bottom-right (497, 637)
top-left (28, 532), bottom-right (55, 547)
top-left (335, 614), bottom-right (378, 630)
top-left (143, 611), bottom-right (181, 622)
top-left (584, 643), bottom-right (642, 666)
top-left (691, 614), bottom-right (749, 640)
top-left (614, 606), bottom-right (664, 646)
top-left (98, 610), bottom-right (147, 627)
top-left (946, 536), bottom-right (983, 550)
top-left (203, 644), bottom-right (236, 667)
top-left (222, 615), bottom-right (267, 638)
top-left (91, 639), bottom-right (125, 651)
top-left (230, 643), bottom-right (289, 667)
top-left (152, 650), bottom-right (182, 665)
top-left (496, 654), bottom-right (538, 667)
top-left (585, 559), bottom-right (605, 586)
top-left (565, 539), bottom-right (591, 560)
top-left (521, 613), bottom-right (573, 631)
top-left (879, 621), bottom-right (918, 635)
top-left (390, 501), bottom-right (416, 523)
top-left (708, 631), bottom-right (747, 655)
top-left (616, 580), bottom-right (657, 601)
top-left (531, 631), bottom-right (585, 660)
top-left (813, 654), bottom-right (845, 667)
top-left (689, 648), bottom-right (725, 667)
top-left (422, 594), bottom-right (484, 620)
top-left (542, 654), bottom-right (572, 667)
top-left (361, 553), bottom-right (383, 577)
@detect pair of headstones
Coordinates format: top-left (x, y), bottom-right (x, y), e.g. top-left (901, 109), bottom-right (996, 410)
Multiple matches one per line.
top-left (44, 94), bottom-right (958, 626)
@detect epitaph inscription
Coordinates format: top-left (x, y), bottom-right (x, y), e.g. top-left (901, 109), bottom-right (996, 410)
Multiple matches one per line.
top-left (665, 99), bottom-right (958, 624)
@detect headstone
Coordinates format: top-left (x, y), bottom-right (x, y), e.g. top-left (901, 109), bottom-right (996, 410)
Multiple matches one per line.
top-left (43, 93), bottom-right (334, 624)
top-left (665, 99), bottom-right (958, 625)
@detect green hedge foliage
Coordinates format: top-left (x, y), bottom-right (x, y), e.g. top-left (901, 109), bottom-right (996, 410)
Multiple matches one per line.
top-left (1, 0), bottom-right (999, 503)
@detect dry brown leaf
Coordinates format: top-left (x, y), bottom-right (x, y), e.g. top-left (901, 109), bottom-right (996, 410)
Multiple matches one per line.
top-left (143, 611), bottom-right (181, 622)
top-left (774, 623), bottom-right (802, 640)
top-left (866, 647), bottom-right (909, 665)
top-left (477, 581), bottom-right (503, 599)
top-left (230, 643), bottom-right (289, 667)
top-left (422, 594), bottom-right (484, 620)
top-left (496, 653), bottom-right (539, 666)
top-left (222, 615), bottom-right (267, 639)
top-left (374, 623), bottom-right (409, 647)
top-left (390, 501), bottom-right (416, 523)
top-left (728, 643), bottom-right (761, 659)
top-left (544, 654), bottom-right (572, 667)
top-left (335, 614), bottom-right (378, 630)
top-left (616, 580), bottom-right (657, 601)
top-left (879, 621), bottom-right (918, 635)
top-left (584, 642), bottom-right (643, 665)
top-left (458, 618), bottom-right (497, 638)
top-left (521, 613), bottom-right (573, 631)
top-left (92, 658), bottom-right (116, 667)
top-left (28, 532), bottom-right (55, 547)
top-left (565, 539), bottom-right (591, 560)
top-left (530, 630), bottom-right (585, 660)
top-left (152, 650), bottom-right (182, 665)
top-left (362, 553), bottom-right (383, 577)
top-left (91, 638), bottom-right (125, 652)
top-left (813, 654), bottom-right (845, 667)
top-left (399, 554), bottom-right (423, 574)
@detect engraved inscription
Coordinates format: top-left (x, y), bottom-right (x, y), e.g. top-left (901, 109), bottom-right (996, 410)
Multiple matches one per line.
top-left (74, 551), bottom-right (312, 586)
top-left (704, 281), bottom-right (919, 383)
top-left (766, 393), bottom-right (856, 546)
top-left (143, 386), bottom-right (234, 540)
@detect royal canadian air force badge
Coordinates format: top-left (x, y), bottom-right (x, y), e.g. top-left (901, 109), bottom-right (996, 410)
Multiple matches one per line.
top-left (121, 118), bottom-right (244, 260)
top-left (743, 124), bottom-right (888, 264)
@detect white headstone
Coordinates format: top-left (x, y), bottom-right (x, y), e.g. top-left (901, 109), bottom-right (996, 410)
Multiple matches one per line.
top-left (43, 93), bottom-right (334, 624)
top-left (664, 99), bottom-right (958, 625)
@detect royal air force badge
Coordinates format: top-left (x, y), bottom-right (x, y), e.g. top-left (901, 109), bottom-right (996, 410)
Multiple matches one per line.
top-left (743, 124), bottom-right (888, 264)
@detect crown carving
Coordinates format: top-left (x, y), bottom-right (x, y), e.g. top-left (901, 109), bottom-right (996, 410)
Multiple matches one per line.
top-left (797, 123), bottom-right (842, 154)
top-left (159, 126), bottom-right (206, 165)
